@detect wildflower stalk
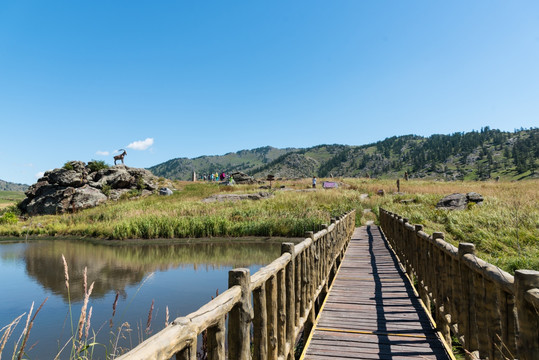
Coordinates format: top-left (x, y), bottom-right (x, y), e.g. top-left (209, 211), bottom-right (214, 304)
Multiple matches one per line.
top-left (17, 297), bottom-right (47, 360)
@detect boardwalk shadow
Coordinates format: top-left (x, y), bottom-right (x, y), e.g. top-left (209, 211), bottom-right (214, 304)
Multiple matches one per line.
top-left (367, 225), bottom-right (448, 359)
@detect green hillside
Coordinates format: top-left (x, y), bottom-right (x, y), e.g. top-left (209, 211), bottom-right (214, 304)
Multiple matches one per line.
top-left (0, 179), bottom-right (28, 192)
top-left (148, 128), bottom-right (539, 181)
top-left (148, 146), bottom-right (296, 180)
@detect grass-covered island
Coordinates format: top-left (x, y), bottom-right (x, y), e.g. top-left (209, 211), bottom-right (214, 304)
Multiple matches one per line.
top-left (1, 178), bottom-right (538, 273)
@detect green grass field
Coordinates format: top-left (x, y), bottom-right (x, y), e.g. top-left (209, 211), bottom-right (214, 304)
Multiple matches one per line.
top-left (0, 179), bottom-right (537, 274)
top-left (0, 190), bottom-right (25, 209)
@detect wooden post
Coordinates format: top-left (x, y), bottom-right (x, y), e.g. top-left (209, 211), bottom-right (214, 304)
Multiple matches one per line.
top-left (473, 271), bottom-right (489, 358)
top-left (433, 232), bottom-right (450, 344)
top-left (176, 340), bottom-right (197, 360)
top-left (301, 246), bottom-right (308, 319)
top-left (322, 226), bottom-right (328, 284)
top-left (266, 275), bottom-right (278, 360)
top-left (307, 231), bottom-right (316, 311)
top-left (415, 225), bottom-right (430, 312)
top-left (206, 318), bottom-right (225, 360)
top-left (484, 279), bottom-right (502, 360)
top-left (425, 236), bottom-right (437, 318)
top-left (514, 270), bottom-right (539, 360)
top-left (304, 255), bottom-right (316, 343)
top-left (277, 268), bottom-right (286, 358)
top-left (404, 219), bottom-right (412, 278)
top-left (253, 283), bottom-right (268, 360)
top-left (458, 243), bottom-right (478, 359)
top-left (228, 268), bottom-right (252, 360)
top-left (449, 255), bottom-right (459, 332)
top-left (304, 231), bottom-right (313, 322)
top-left (294, 249), bottom-right (302, 328)
top-left (282, 243), bottom-right (295, 360)
top-left (499, 288), bottom-right (517, 357)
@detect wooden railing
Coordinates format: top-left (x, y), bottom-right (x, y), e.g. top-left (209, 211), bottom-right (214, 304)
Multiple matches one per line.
top-left (379, 208), bottom-right (539, 360)
top-left (117, 210), bottom-right (356, 360)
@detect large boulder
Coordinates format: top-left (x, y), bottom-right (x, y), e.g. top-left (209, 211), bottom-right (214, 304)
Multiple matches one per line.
top-left (90, 166), bottom-right (157, 190)
top-left (230, 171), bottom-right (255, 184)
top-left (19, 162), bottom-right (158, 216)
top-left (90, 168), bottom-right (135, 189)
top-left (71, 186), bottom-right (108, 210)
top-left (202, 192), bottom-right (273, 203)
top-left (25, 180), bottom-right (49, 199)
top-left (436, 192), bottom-right (484, 210)
top-left (47, 169), bottom-right (87, 187)
top-left (159, 188), bottom-right (173, 196)
top-left (26, 186), bottom-right (75, 216)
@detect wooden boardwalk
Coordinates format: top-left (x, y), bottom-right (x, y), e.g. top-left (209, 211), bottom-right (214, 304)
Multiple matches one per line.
top-left (301, 225), bottom-right (451, 360)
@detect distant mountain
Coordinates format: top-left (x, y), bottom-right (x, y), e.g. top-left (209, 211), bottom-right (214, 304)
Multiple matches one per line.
top-left (148, 146), bottom-right (296, 180)
top-left (0, 179), bottom-right (29, 192)
top-left (148, 128), bottom-right (539, 181)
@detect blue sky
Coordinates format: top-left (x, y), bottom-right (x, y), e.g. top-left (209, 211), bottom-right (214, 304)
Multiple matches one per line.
top-left (1, 1), bottom-right (538, 185)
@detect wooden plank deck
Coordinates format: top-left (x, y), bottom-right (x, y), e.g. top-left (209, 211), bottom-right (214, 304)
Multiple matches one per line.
top-left (301, 225), bottom-right (451, 360)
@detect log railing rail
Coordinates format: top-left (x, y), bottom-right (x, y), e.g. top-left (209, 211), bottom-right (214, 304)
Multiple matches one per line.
top-left (379, 208), bottom-right (539, 360)
top-left (117, 210), bottom-right (356, 360)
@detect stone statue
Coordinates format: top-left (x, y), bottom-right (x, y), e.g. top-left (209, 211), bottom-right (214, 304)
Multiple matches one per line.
top-left (114, 149), bottom-right (127, 165)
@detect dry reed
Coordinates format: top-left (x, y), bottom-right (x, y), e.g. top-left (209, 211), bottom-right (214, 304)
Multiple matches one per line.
top-left (0, 314), bottom-right (25, 358)
top-left (145, 300), bottom-right (154, 335)
top-left (62, 254), bottom-right (69, 291)
top-left (16, 297), bottom-right (47, 360)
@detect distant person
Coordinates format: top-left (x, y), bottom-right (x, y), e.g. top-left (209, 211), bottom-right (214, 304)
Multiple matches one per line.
top-left (312, 176), bottom-right (317, 188)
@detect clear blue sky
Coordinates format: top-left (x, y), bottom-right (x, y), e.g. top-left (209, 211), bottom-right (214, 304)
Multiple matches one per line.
top-left (1, 1), bottom-right (538, 185)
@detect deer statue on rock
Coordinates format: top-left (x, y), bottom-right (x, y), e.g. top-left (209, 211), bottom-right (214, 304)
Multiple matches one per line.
top-left (114, 149), bottom-right (127, 165)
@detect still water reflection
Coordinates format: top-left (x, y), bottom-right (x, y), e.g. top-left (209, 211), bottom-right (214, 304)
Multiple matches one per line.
top-left (0, 239), bottom-right (281, 359)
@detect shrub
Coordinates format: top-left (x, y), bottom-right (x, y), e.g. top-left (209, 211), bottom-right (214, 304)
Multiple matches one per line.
top-left (120, 189), bottom-right (142, 200)
top-left (0, 204), bottom-right (21, 217)
top-left (101, 184), bottom-right (111, 197)
top-left (63, 162), bottom-right (75, 170)
top-left (0, 212), bottom-right (18, 224)
top-left (136, 176), bottom-right (145, 190)
top-left (87, 160), bottom-right (109, 172)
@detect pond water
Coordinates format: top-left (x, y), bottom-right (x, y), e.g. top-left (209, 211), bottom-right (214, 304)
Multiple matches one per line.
top-left (0, 239), bottom-right (282, 359)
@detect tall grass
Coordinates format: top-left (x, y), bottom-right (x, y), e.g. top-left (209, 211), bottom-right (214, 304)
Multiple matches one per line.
top-left (0, 299), bottom-right (47, 360)
top-left (1, 179), bottom-right (538, 273)
top-left (345, 178), bottom-right (539, 273)
top-left (0, 182), bottom-right (366, 239)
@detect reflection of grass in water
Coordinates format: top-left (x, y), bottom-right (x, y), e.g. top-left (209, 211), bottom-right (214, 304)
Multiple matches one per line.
top-left (27, 240), bottom-right (281, 268)
top-left (1, 256), bottom-right (162, 360)
top-left (22, 240), bottom-right (281, 301)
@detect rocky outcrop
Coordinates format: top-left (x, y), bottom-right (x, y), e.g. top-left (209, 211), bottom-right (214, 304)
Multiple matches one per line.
top-left (436, 192), bottom-right (484, 210)
top-left (19, 161), bottom-right (158, 216)
top-left (229, 171), bottom-right (256, 184)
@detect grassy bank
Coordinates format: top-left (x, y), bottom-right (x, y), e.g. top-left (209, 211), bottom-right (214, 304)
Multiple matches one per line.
top-left (0, 179), bottom-right (537, 273)
top-left (0, 181), bottom-right (366, 239)
top-left (346, 178), bottom-right (539, 273)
